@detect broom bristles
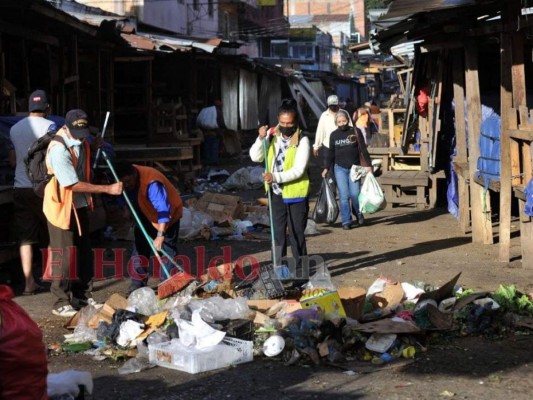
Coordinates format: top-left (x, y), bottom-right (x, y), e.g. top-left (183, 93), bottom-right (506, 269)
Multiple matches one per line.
top-left (158, 271), bottom-right (196, 299)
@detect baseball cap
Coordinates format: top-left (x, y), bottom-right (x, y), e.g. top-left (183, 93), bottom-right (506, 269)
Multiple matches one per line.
top-left (327, 95), bottom-right (339, 106)
top-left (65, 109), bottom-right (90, 138)
top-left (28, 90), bottom-right (49, 112)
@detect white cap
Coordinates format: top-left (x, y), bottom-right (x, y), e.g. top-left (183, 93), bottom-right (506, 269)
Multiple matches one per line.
top-left (327, 95), bottom-right (339, 106)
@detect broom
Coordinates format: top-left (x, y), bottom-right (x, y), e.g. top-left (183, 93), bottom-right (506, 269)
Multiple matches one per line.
top-left (99, 149), bottom-right (195, 299)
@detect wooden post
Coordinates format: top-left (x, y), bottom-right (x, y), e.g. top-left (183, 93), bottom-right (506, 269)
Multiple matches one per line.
top-left (452, 51), bottom-right (470, 233)
top-left (464, 40), bottom-right (493, 244)
top-left (499, 32), bottom-right (513, 262)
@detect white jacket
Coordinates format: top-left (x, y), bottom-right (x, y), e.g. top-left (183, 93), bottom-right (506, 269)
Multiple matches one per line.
top-left (249, 131), bottom-right (310, 184)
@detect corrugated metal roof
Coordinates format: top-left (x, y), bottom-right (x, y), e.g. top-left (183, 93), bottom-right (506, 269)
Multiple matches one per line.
top-left (383, 0), bottom-right (477, 19)
top-left (65, 10), bottom-right (229, 53)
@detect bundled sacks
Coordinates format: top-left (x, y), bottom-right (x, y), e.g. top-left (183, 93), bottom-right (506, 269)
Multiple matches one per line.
top-left (0, 285), bottom-right (48, 399)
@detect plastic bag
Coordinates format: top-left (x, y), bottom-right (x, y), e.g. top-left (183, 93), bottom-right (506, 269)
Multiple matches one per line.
top-left (196, 106), bottom-right (218, 129)
top-left (358, 174), bottom-right (385, 214)
top-left (304, 264), bottom-right (335, 290)
top-left (0, 285), bottom-right (48, 400)
top-left (312, 178), bottom-right (338, 224)
top-left (350, 165), bottom-right (368, 182)
top-left (222, 166), bottom-right (264, 190)
top-left (127, 287), bottom-right (159, 316)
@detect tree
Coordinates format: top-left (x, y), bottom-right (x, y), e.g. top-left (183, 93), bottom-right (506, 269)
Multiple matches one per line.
top-left (365, 0), bottom-right (393, 10)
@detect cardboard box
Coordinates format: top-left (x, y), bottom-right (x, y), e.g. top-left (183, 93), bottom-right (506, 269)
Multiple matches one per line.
top-left (195, 192), bottom-right (244, 223)
top-left (337, 287), bottom-right (366, 320)
top-left (88, 293), bottom-right (129, 329)
top-left (247, 299), bottom-right (301, 314)
top-left (300, 289), bottom-right (346, 318)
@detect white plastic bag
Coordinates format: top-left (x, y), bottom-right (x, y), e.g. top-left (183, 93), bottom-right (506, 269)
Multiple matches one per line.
top-left (358, 174), bottom-right (385, 214)
top-left (350, 165), bottom-right (368, 182)
top-left (196, 106), bottom-right (218, 130)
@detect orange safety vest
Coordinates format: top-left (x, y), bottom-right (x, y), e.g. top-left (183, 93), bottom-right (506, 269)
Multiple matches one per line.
top-left (43, 130), bottom-right (92, 234)
top-left (135, 165), bottom-right (183, 229)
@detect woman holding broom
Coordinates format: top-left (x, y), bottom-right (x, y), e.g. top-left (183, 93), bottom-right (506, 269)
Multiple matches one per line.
top-left (249, 99), bottom-right (311, 285)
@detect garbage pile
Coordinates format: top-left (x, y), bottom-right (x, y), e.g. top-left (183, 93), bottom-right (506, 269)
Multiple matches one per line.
top-left (178, 191), bottom-right (317, 241)
top-left (55, 269), bottom-right (533, 375)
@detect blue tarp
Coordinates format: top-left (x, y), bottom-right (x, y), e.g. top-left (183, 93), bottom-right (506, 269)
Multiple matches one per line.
top-left (477, 113), bottom-right (501, 188)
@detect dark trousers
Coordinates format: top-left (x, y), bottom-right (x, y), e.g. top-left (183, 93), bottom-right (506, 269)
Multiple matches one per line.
top-left (48, 207), bottom-right (93, 309)
top-left (270, 192), bottom-right (308, 277)
top-left (130, 210), bottom-right (180, 288)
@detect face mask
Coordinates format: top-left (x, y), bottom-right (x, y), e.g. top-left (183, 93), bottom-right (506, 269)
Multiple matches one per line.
top-left (339, 124), bottom-right (351, 131)
top-left (279, 126), bottom-right (297, 136)
top-left (329, 106), bottom-right (339, 112)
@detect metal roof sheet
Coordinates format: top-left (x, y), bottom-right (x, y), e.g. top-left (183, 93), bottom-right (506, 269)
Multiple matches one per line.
top-left (383, 0), bottom-right (476, 20)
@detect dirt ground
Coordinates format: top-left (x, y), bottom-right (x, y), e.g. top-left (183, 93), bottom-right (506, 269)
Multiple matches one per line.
top-left (7, 155), bottom-right (533, 400)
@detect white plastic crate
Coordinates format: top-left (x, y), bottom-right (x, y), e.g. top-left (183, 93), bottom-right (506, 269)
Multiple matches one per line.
top-left (149, 338), bottom-right (253, 374)
top-left (221, 337), bottom-right (253, 365)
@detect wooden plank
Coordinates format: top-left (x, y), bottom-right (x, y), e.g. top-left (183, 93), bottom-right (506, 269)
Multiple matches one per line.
top-left (458, 176), bottom-right (470, 233)
top-left (473, 174), bottom-right (501, 192)
top-left (416, 186), bottom-right (426, 210)
top-left (431, 51), bottom-right (445, 171)
top-left (507, 128), bottom-right (533, 141)
top-left (518, 199), bottom-right (533, 268)
top-left (464, 40), bottom-right (493, 244)
top-left (452, 51), bottom-right (467, 163)
top-left (499, 31), bottom-right (513, 262)
top-left (379, 171), bottom-right (428, 186)
top-left (511, 29), bottom-right (526, 188)
top-left (452, 162), bottom-right (469, 180)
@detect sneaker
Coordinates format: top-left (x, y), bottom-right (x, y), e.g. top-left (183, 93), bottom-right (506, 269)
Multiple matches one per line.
top-left (52, 305), bottom-right (78, 318)
top-left (342, 223), bottom-right (352, 230)
top-left (358, 215), bottom-right (365, 226)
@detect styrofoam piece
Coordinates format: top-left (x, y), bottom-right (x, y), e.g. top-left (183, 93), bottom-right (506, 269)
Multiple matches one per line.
top-left (365, 333), bottom-right (397, 353)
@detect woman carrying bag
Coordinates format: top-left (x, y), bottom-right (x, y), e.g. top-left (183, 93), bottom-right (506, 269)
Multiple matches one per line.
top-left (322, 110), bottom-right (372, 230)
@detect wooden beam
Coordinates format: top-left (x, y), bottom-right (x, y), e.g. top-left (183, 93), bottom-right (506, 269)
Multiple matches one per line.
top-left (464, 39), bottom-right (493, 245)
top-left (511, 30), bottom-right (526, 187)
top-left (499, 32), bottom-right (513, 262)
top-left (451, 50), bottom-right (471, 231)
top-left (507, 128), bottom-right (533, 141)
top-left (518, 199), bottom-right (533, 268)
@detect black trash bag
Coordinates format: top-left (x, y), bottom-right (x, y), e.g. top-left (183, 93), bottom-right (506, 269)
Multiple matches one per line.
top-left (96, 309), bottom-right (145, 343)
top-left (324, 177), bottom-right (339, 224)
top-left (312, 178), bottom-right (329, 223)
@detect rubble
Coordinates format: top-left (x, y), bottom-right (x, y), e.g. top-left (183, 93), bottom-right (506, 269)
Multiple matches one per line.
top-left (57, 268), bottom-right (532, 376)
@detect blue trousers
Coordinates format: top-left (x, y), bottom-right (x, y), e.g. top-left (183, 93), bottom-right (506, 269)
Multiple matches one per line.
top-left (334, 164), bottom-right (362, 226)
